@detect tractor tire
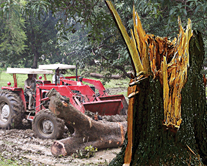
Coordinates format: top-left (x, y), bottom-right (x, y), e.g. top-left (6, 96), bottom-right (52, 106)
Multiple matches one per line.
top-left (0, 90), bottom-right (24, 129)
top-left (32, 109), bottom-right (65, 139)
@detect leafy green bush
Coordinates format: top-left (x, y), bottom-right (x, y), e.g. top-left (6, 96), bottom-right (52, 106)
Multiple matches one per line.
top-left (72, 145), bottom-right (98, 159)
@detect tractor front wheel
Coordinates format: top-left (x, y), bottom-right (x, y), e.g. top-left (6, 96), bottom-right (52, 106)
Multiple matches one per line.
top-left (0, 90), bottom-right (24, 129)
top-left (32, 109), bottom-right (65, 139)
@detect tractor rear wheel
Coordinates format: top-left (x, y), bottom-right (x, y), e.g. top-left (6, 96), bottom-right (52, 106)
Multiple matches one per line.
top-left (0, 90), bottom-right (24, 129)
top-left (32, 109), bottom-right (65, 139)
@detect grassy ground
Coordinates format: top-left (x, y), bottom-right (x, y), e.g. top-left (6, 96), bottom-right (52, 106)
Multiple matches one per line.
top-left (0, 69), bottom-right (129, 96)
top-left (0, 70), bottom-right (53, 88)
top-left (0, 157), bottom-right (19, 166)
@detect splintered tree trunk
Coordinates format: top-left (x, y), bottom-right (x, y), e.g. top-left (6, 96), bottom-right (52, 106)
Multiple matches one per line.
top-left (109, 32), bottom-right (207, 166)
top-left (105, 1), bottom-right (207, 165)
top-left (47, 93), bottom-right (127, 156)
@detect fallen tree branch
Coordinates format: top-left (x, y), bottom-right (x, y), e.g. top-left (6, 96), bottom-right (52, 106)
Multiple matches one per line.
top-left (90, 73), bottom-right (122, 79)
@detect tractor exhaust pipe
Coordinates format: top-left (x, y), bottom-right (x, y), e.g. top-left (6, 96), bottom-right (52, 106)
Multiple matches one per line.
top-left (76, 63), bottom-right (78, 81)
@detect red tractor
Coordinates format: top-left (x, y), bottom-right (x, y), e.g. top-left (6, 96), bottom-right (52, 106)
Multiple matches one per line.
top-left (0, 68), bottom-right (65, 139)
top-left (39, 64), bottom-right (128, 115)
top-left (0, 66), bottom-right (128, 139)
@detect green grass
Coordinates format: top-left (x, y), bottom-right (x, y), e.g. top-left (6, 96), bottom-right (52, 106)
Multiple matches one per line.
top-left (0, 160), bottom-right (19, 166)
top-left (0, 71), bottom-right (53, 88)
top-left (103, 78), bottom-right (129, 88)
top-left (0, 156), bottom-right (19, 166)
top-left (0, 71), bottom-right (16, 87)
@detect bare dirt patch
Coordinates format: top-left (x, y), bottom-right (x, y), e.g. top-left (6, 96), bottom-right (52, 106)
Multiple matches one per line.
top-left (0, 127), bottom-right (122, 165)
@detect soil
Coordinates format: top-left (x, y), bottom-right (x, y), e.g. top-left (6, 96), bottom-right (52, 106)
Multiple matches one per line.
top-left (0, 87), bottom-right (128, 166)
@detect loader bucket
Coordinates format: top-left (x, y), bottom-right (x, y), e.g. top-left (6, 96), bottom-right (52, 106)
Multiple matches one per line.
top-left (83, 99), bottom-right (123, 115)
top-left (99, 95), bottom-right (128, 115)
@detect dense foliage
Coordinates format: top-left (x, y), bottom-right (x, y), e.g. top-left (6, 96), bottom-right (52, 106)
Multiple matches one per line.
top-left (0, 0), bottom-right (27, 65)
top-left (0, 0), bottom-right (61, 68)
top-left (22, 11), bottom-right (60, 68)
top-left (0, 0), bottom-right (206, 76)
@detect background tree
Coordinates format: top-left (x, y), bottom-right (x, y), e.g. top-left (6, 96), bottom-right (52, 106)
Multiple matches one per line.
top-left (0, 0), bottom-right (206, 74)
top-left (0, 0), bottom-right (27, 67)
top-left (22, 11), bottom-right (60, 68)
top-left (0, 0), bottom-right (61, 68)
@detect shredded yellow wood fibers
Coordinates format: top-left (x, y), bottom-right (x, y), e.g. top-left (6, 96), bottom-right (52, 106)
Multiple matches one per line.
top-left (124, 79), bottom-right (137, 165)
top-left (163, 17), bottom-right (192, 129)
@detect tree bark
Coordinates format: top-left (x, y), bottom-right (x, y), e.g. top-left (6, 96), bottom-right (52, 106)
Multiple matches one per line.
top-left (31, 44), bottom-right (38, 69)
top-left (109, 32), bottom-right (207, 165)
top-left (30, 27), bottom-right (38, 69)
top-left (47, 92), bottom-right (127, 156)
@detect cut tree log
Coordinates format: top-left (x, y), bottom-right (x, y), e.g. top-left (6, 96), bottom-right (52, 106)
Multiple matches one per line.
top-left (90, 73), bottom-right (122, 79)
top-left (47, 90), bottom-right (127, 156)
top-left (90, 73), bottom-right (104, 78)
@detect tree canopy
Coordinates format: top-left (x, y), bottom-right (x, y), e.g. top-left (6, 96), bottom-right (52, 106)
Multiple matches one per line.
top-left (0, 0), bottom-right (27, 65)
top-left (0, 0), bottom-right (206, 75)
top-left (0, 0), bottom-right (60, 68)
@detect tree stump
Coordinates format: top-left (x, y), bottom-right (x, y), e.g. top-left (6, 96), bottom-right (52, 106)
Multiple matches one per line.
top-left (113, 32), bottom-right (207, 166)
top-left (106, 1), bottom-right (207, 165)
top-left (47, 91), bottom-right (127, 156)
